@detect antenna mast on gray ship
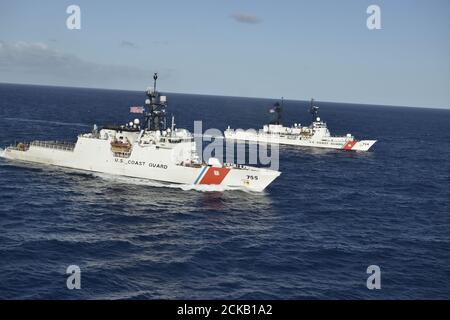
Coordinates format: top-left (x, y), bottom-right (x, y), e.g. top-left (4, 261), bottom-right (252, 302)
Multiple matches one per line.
top-left (270, 97), bottom-right (283, 125)
top-left (310, 98), bottom-right (319, 122)
top-left (144, 73), bottom-right (167, 131)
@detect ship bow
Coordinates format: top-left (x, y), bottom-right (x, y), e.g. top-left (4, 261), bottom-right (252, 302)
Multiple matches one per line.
top-left (352, 140), bottom-right (377, 151)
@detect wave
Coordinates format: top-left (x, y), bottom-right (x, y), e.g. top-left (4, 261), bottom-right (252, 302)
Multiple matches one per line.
top-left (4, 117), bottom-right (90, 128)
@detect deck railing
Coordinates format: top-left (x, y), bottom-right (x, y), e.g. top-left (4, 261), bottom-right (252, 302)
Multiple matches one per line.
top-left (30, 140), bottom-right (75, 151)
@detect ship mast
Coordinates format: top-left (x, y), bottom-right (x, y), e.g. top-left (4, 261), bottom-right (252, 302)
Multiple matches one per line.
top-left (143, 73), bottom-right (167, 131)
top-left (270, 98), bottom-right (283, 125)
top-left (310, 98), bottom-right (319, 122)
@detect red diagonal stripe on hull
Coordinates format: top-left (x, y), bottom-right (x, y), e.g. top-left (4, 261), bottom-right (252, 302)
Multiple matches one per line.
top-left (343, 140), bottom-right (358, 150)
top-left (199, 167), bottom-right (230, 185)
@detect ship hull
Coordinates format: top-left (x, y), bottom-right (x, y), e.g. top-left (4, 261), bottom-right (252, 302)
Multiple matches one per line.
top-left (224, 131), bottom-right (376, 151)
top-left (1, 137), bottom-right (280, 192)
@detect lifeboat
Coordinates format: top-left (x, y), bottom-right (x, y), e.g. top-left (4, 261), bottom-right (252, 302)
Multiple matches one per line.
top-left (110, 139), bottom-right (132, 154)
top-left (16, 143), bottom-right (29, 151)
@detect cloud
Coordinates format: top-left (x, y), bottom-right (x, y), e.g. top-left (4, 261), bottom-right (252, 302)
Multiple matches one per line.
top-left (0, 41), bottom-right (163, 90)
top-left (230, 12), bottom-right (262, 24)
top-left (152, 40), bottom-right (169, 46)
top-left (120, 40), bottom-right (138, 49)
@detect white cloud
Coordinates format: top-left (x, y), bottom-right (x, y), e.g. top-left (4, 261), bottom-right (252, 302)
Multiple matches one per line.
top-left (0, 40), bottom-right (160, 89)
top-left (120, 40), bottom-right (138, 49)
top-left (230, 12), bottom-right (262, 24)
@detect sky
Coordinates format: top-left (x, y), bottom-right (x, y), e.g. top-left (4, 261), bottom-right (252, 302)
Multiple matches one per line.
top-left (0, 0), bottom-right (449, 108)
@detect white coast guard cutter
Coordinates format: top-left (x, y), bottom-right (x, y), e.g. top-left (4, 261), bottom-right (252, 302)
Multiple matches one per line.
top-left (224, 99), bottom-right (377, 151)
top-left (1, 74), bottom-right (280, 192)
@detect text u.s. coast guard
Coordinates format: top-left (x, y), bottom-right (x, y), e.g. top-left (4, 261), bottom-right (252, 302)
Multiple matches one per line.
top-left (114, 158), bottom-right (168, 169)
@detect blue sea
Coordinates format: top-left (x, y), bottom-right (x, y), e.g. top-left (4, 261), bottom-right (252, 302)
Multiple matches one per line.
top-left (0, 83), bottom-right (449, 299)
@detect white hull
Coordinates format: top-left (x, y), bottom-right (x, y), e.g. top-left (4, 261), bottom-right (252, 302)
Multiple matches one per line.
top-left (224, 130), bottom-right (376, 151)
top-left (1, 136), bottom-right (280, 192)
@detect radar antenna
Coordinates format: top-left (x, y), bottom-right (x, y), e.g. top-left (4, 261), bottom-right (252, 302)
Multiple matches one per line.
top-left (153, 72), bottom-right (158, 92)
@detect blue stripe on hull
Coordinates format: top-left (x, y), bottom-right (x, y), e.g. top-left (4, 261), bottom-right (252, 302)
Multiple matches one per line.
top-left (194, 166), bottom-right (208, 185)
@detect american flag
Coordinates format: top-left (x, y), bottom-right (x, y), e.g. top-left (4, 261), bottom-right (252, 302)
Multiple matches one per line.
top-left (129, 106), bottom-right (144, 114)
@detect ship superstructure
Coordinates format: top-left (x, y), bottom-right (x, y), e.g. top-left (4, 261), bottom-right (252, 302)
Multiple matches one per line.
top-left (1, 74), bottom-right (280, 191)
top-left (224, 99), bottom-right (377, 151)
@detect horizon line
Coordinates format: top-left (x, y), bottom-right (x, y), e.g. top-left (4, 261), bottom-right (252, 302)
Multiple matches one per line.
top-left (0, 81), bottom-right (449, 111)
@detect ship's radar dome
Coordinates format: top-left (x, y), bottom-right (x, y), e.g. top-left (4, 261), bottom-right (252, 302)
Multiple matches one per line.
top-left (134, 119), bottom-right (140, 125)
top-left (145, 99), bottom-right (151, 105)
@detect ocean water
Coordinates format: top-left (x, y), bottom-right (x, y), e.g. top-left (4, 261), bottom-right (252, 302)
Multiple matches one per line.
top-left (0, 83), bottom-right (449, 299)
